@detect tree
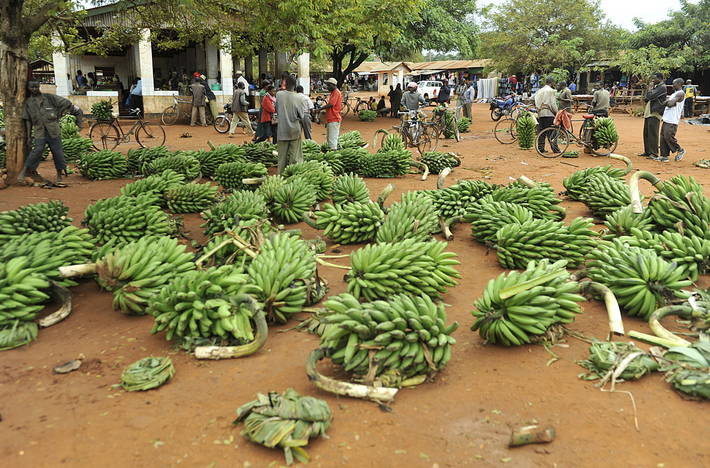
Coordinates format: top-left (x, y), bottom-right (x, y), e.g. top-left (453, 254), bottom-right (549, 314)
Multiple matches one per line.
top-left (613, 45), bottom-right (685, 86)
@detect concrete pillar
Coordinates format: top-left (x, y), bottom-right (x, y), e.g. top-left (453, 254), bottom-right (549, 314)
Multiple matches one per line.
top-left (137, 28), bottom-right (154, 96)
top-left (195, 41), bottom-right (206, 75)
top-left (219, 38), bottom-right (233, 95)
top-left (275, 52), bottom-right (289, 78)
top-left (244, 55), bottom-right (253, 81)
top-left (206, 40), bottom-right (219, 85)
top-left (297, 53), bottom-right (310, 95)
top-left (51, 34), bottom-right (70, 96)
top-left (258, 49), bottom-right (268, 79)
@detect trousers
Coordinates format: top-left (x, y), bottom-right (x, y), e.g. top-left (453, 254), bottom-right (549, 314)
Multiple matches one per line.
top-left (229, 112), bottom-right (254, 135)
top-left (191, 106), bottom-right (206, 126)
top-left (326, 122), bottom-right (340, 149)
top-left (537, 116), bottom-right (559, 152)
top-left (301, 116), bottom-right (312, 140)
top-left (277, 139), bottom-right (303, 174)
top-left (642, 116), bottom-right (660, 156)
top-left (660, 122), bottom-right (681, 157)
top-left (25, 135), bottom-right (66, 172)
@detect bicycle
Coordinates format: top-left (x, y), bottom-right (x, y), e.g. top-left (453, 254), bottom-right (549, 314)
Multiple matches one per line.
top-left (213, 104), bottom-right (258, 134)
top-left (535, 112), bottom-right (617, 158)
top-left (493, 105), bottom-right (542, 145)
top-left (430, 105), bottom-right (461, 142)
top-left (377, 109), bottom-right (439, 154)
top-left (89, 108), bottom-right (166, 150)
top-left (161, 95), bottom-right (215, 126)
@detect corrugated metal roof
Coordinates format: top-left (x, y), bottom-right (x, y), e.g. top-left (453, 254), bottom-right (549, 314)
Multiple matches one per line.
top-left (353, 62), bottom-right (412, 73)
top-left (354, 60), bottom-right (491, 74)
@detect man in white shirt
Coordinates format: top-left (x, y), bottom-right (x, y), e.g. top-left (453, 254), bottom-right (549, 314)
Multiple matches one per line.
top-left (534, 76), bottom-right (559, 153)
top-left (235, 70), bottom-right (250, 92)
top-left (655, 77), bottom-right (686, 162)
top-left (296, 85), bottom-right (314, 140)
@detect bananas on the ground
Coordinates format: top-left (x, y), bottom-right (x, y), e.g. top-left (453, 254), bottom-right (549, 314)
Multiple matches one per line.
top-left (471, 259), bottom-right (584, 346)
top-left (215, 161), bottom-right (267, 191)
top-left (96, 236), bottom-right (195, 315)
top-left (78, 150), bottom-right (127, 180)
top-left (380, 133), bottom-right (406, 152)
top-left (242, 141), bottom-right (278, 166)
top-left (60, 115), bottom-right (80, 138)
top-left (496, 217), bottom-right (598, 269)
top-left (201, 220), bottom-right (272, 268)
top-left (164, 182), bottom-right (218, 213)
top-left (127, 146), bottom-right (171, 175)
top-left (147, 154), bottom-right (201, 180)
top-left (358, 149), bottom-right (411, 178)
top-left (420, 151), bottom-right (460, 174)
top-left (578, 341), bottom-right (658, 380)
top-left (120, 169), bottom-right (186, 206)
top-left (61, 137), bottom-right (93, 162)
top-left (0, 256), bottom-right (51, 325)
top-left (586, 240), bottom-right (692, 319)
top-left (0, 320), bottom-right (39, 350)
top-left (332, 173), bottom-right (370, 205)
top-left (489, 183), bottom-right (564, 220)
top-left (269, 177), bottom-right (317, 224)
top-left (320, 293), bottom-right (458, 382)
top-left (302, 139), bottom-right (322, 156)
top-left (196, 144), bottom-right (245, 178)
top-left (581, 173), bottom-right (631, 217)
top-left (120, 357), bottom-right (175, 391)
top-left (247, 233), bottom-right (316, 323)
top-left (648, 175), bottom-right (710, 239)
top-left (376, 192), bottom-right (438, 243)
top-left (337, 147), bottom-right (369, 174)
top-left (468, 198), bottom-right (534, 243)
top-left (593, 117), bottom-right (619, 148)
top-left (304, 150), bottom-right (345, 175)
top-left (314, 202), bottom-right (384, 244)
top-left (338, 131), bottom-right (367, 149)
top-left (201, 190), bottom-right (269, 236)
top-left (255, 175), bottom-right (286, 203)
top-left (424, 179), bottom-right (497, 219)
top-left (283, 161), bottom-right (334, 201)
top-left (602, 205), bottom-right (655, 240)
top-left (149, 265), bottom-right (260, 342)
top-left (0, 200), bottom-right (71, 241)
top-left (563, 165), bottom-right (627, 201)
top-left (347, 239), bottom-right (460, 300)
top-left (516, 111), bottom-right (536, 149)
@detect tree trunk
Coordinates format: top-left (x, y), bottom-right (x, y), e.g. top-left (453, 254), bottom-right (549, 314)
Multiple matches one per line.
top-left (0, 38), bottom-right (29, 185)
top-left (331, 46), bottom-right (368, 87)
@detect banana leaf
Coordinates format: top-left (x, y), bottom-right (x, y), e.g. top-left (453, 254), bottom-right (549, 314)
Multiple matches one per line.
top-left (120, 356), bottom-right (175, 391)
top-left (577, 341), bottom-right (659, 381)
top-left (0, 320), bottom-right (38, 351)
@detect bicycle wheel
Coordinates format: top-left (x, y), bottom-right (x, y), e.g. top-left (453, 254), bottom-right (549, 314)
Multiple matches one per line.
top-left (89, 122), bottom-right (120, 150)
top-left (494, 118), bottom-right (517, 144)
top-left (418, 126), bottom-right (439, 154)
top-left (340, 101), bottom-right (350, 117)
top-left (136, 123), bottom-right (166, 148)
top-left (591, 138), bottom-right (618, 157)
top-left (449, 115), bottom-right (461, 142)
top-left (214, 115), bottom-right (231, 134)
top-left (161, 105), bottom-right (178, 126)
top-left (491, 108), bottom-right (503, 121)
top-left (535, 127), bottom-right (569, 158)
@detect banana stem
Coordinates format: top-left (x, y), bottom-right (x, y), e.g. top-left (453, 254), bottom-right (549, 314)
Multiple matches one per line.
top-left (517, 175), bottom-right (537, 187)
top-left (241, 177), bottom-right (265, 185)
top-left (305, 348), bottom-right (399, 402)
top-left (580, 281), bottom-right (625, 337)
top-left (409, 160), bottom-right (429, 181)
top-left (377, 183), bottom-right (395, 207)
top-left (38, 281), bottom-right (72, 328)
top-left (194, 305), bottom-right (268, 360)
top-left (499, 268), bottom-right (568, 300)
top-left (549, 204), bottom-right (566, 221)
top-left (317, 254), bottom-right (350, 259)
top-left (608, 153), bottom-right (633, 174)
top-left (629, 170), bottom-right (663, 214)
top-left (195, 231), bottom-right (257, 269)
top-left (441, 216), bottom-right (463, 241)
top-left (648, 305), bottom-right (693, 346)
top-left (372, 128), bottom-right (389, 149)
top-left (437, 167), bottom-right (451, 189)
top-left (207, 140), bottom-right (217, 150)
top-left (302, 213), bottom-right (319, 229)
top-left (59, 263), bottom-right (97, 278)
top-left (628, 330), bottom-right (683, 349)
top-left (315, 257), bottom-right (351, 270)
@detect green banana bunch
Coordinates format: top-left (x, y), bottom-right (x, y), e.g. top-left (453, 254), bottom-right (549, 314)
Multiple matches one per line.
top-left (147, 154), bottom-right (201, 180)
top-left (319, 293), bottom-right (458, 381)
top-left (283, 161), bottom-right (334, 201)
top-left (164, 182), bottom-right (218, 214)
top-left (149, 265), bottom-right (260, 342)
top-left (83, 194), bottom-right (173, 245)
top-left (581, 173), bottom-right (631, 217)
top-left (215, 161), bottom-right (267, 191)
top-left (0, 256), bottom-right (51, 326)
top-left (337, 147), bottom-right (369, 174)
top-left (586, 240), bottom-right (692, 319)
top-left (338, 130), bottom-right (367, 149)
top-left (666, 369), bottom-right (710, 400)
top-left (458, 117), bottom-right (471, 133)
top-left (201, 220), bottom-right (272, 268)
top-left (61, 137), bottom-right (93, 162)
top-left (489, 183), bottom-right (565, 220)
top-left (332, 173), bottom-right (370, 205)
top-left (247, 233), bottom-right (316, 323)
top-left (602, 205), bottom-right (655, 240)
top-left (0, 200), bottom-right (71, 242)
top-left (358, 149), bottom-right (411, 178)
top-left (255, 175), bottom-right (287, 204)
top-left (314, 201), bottom-right (384, 244)
top-left (496, 217), bottom-right (599, 269)
top-left (423, 179), bottom-right (497, 219)
top-left (0, 320), bottom-right (39, 351)
top-left (201, 190), bottom-right (269, 236)
top-left (77, 150), bottom-right (127, 180)
top-left (420, 151), bottom-right (461, 174)
top-left (269, 177), bottom-right (317, 224)
top-left (376, 192), bottom-right (438, 243)
top-left (302, 139), bottom-right (323, 156)
top-left (196, 144), bottom-right (246, 178)
top-left (304, 150), bottom-right (345, 175)
top-left (648, 175), bottom-right (710, 239)
top-left (471, 259), bottom-right (585, 346)
top-left (516, 111), bottom-right (536, 149)
top-left (127, 146), bottom-right (171, 175)
top-left (346, 239), bottom-right (460, 300)
top-left (120, 357), bottom-right (175, 391)
top-left (593, 117), bottom-right (619, 148)
top-left (563, 165), bottom-right (627, 201)
top-left (120, 169), bottom-right (186, 206)
top-left (242, 141), bottom-right (278, 166)
top-left (618, 228), bottom-right (710, 282)
top-left (441, 109), bottom-right (457, 138)
top-left (60, 114), bottom-right (80, 139)
top-left (96, 236), bottom-right (196, 315)
top-left (380, 133), bottom-right (406, 152)
top-left (468, 198), bottom-right (534, 243)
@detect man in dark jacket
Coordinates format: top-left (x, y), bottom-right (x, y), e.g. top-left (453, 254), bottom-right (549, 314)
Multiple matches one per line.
top-left (639, 73), bottom-right (667, 158)
top-left (437, 82), bottom-right (451, 104)
top-left (389, 84), bottom-right (402, 117)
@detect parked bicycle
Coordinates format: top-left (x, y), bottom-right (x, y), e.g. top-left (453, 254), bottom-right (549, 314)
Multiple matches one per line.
top-left (213, 104), bottom-right (258, 134)
top-left (161, 95), bottom-right (214, 126)
top-left (535, 112), bottom-right (617, 158)
top-left (89, 108), bottom-right (166, 150)
top-left (489, 94), bottom-right (525, 121)
top-left (430, 105), bottom-right (461, 142)
top-left (493, 105), bottom-right (541, 145)
top-left (375, 109), bottom-right (438, 154)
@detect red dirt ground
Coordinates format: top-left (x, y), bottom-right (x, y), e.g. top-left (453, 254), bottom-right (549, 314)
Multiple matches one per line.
top-left (1, 104), bottom-right (709, 468)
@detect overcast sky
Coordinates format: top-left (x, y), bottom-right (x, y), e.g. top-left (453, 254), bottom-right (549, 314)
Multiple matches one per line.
top-left (480, 0), bottom-right (687, 30)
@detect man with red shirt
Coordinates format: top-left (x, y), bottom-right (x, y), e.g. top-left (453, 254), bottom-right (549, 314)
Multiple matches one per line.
top-left (319, 77), bottom-right (342, 149)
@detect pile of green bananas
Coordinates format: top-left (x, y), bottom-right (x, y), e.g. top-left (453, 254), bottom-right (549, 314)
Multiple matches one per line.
top-left (358, 109), bottom-right (377, 121)
top-left (120, 357), bottom-right (175, 392)
top-left (247, 233), bottom-right (316, 323)
top-left (420, 151), bottom-right (461, 174)
top-left (663, 341), bottom-right (710, 399)
top-left (0, 200), bottom-right (72, 241)
top-left (458, 117), bottom-right (471, 133)
top-left (648, 175), bottom-right (710, 239)
top-left (618, 228), bottom-right (710, 282)
top-left (0, 256), bottom-right (51, 325)
top-left (580, 173), bottom-right (630, 217)
top-left (283, 161), bottom-right (334, 201)
top-left (667, 369), bottom-right (710, 399)
top-left (314, 201), bottom-right (384, 244)
top-left (347, 239), bottom-right (460, 300)
top-left (302, 139), bottom-right (322, 155)
top-left (563, 165), bottom-right (628, 201)
top-left (96, 236), bottom-right (195, 314)
top-left (201, 220), bottom-right (272, 268)
top-left (468, 198), bottom-right (534, 244)
top-left (90, 100), bottom-right (113, 121)
top-left (120, 169), bottom-right (186, 206)
top-left (77, 150), bottom-right (127, 180)
top-left (441, 109), bottom-right (457, 138)
top-left (319, 293), bottom-right (458, 381)
top-left (269, 177), bottom-right (316, 224)
top-left (255, 175), bottom-right (286, 203)
top-left (201, 190), bottom-right (269, 236)
top-left (147, 154), bottom-right (201, 180)
top-left (215, 161), bottom-right (267, 191)
top-left (83, 194), bottom-right (173, 245)
top-left (471, 259), bottom-right (584, 346)
top-left (332, 173), bottom-right (369, 205)
top-left (424, 179), bottom-right (497, 219)
top-left (164, 182), bottom-right (217, 214)
top-left (496, 217), bottom-right (598, 269)
top-left (376, 192), bottom-right (438, 243)
top-left (149, 265), bottom-right (260, 342)
top-left (61, 137), bottom-right (93, 162)
top-left (602, 205), bottom-right (655, 239)
top-left (593, 117), bottom-right (619, 148)
top-left (516, 112), bottom-right (536, 149)
top-left (380, 133), bottom-right (406, 152)
top-left (358, 149), bottom-right (411, 178)
top-left (489, 183), bottom-right (565, 220)
top-left (304, 150), bottom-right (345, 175)
top-left (0, 320), bottom-right (39, 351)
top-left (243, 141), bottom-right (277, 166)
top-left (338, 131), bottom-right (367, 149)
top-left (126, 146), bottom-right (171, 175)
top-left (586, 239), bottom-right (692, 318)
top-left (337, 147), bottom-right (368, 174)
top-left (196, 144), bottom-right (245, 178)
top-left (0, 225), bottom-right (94, 287)
top-left (60, 115), bottom-right (80, 139)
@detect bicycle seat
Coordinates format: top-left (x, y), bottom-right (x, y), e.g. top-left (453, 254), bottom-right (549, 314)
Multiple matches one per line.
top-left (582, 114), bottom-right (595, 119)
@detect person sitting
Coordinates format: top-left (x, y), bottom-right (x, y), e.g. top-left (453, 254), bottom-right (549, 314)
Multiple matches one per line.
top-left (376, 96), bottom-right (388, 115)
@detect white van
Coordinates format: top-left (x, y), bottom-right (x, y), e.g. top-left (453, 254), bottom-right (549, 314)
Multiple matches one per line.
top-left (416, 81), bottom-right (443, 101)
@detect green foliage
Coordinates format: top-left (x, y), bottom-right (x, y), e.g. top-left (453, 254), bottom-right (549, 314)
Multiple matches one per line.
top-left (613, 45), bottom-right (686, 84)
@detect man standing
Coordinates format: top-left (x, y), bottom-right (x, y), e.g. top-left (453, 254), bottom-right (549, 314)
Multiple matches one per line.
top-left (229, 82), bottom-right (254, 136)
top-left (534, 76), bottom-right (559, 153)
top-left (389, 84), bottom-right (402, 117)
top-left (590, 82), bottom-right (610, 117)
top-left (683, 79), bottom-right (696, 118)
top-left (189, 77), bottom-right (208, 126)
top-left (557, 81), bottom-right (573, 112)
top-left (296, 85), bottom-right (314, 140)
top-left (656, 78), bottom-right (686, 162)
top-left (129, 77), bottom-right (143, 113)
top-left (275, 75), bottom-right (304, 173)
top-left (19, 81), bottom-right (83, 186)
top-left (319, 77), bottom-right (342, 150)
top-left (460, 80), bottom-right (474, 119)
top-left (437, 81), bottom-right (451, 105)
top-left (401, 82), bottom-right (426, 111)
top-left (639, 73), bottom-right (667, 158)
top-left (75, 70), bottom-right (87, 88)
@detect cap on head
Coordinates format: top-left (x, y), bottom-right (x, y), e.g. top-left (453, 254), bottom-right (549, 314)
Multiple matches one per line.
top-left (673, 77), bottom-right (685, 86)
top-left (193, 72), bottom-right (201, 78)
top-left (654, 73), bottom-right (664, 79)
top-left (325, 77), bottom-right (338, 86)
top-left (235, 70), bottom-right (242, 75)
top-left (686, 79), bottom-right (692, 84)
top-left (407, 82), bottom-right (417, 89)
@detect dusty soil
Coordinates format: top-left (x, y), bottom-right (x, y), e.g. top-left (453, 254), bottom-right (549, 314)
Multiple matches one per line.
top-left (1, 104), bottom-right (709, 468)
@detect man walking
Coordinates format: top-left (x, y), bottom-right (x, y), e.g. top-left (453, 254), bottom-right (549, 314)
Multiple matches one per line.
top-left (639, 73), bottom-right (667, 158)
top-left (189, 77), bottom-right (208, 126)
top-left (319, 77), bottom-right (342, 149)
top-left (228, 81), bottom-right (254, 136)
top-left (655, 78), bottom-right (686, 162)
top-left (683, 79), bottom-right (696, 118)
top-left (590, 82), bottom-right (610, 117)
top-left (19, 81), bottom-right (83, 186)
top-left (296, 85), bottom-right (314, 140)
top-left (235, 70), bottom-right (250, 93)
top-left (275, 75), bottom-right (304, 173)
top-left (534, 76), bottom-right (559, 153)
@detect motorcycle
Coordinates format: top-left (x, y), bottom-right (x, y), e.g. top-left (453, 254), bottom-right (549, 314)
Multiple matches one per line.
top-left (489, 94), bottom-right (520, 121)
